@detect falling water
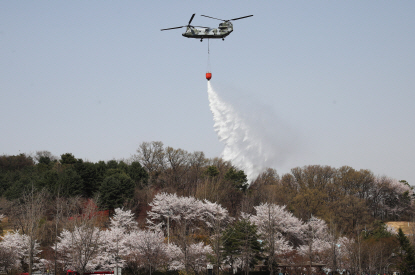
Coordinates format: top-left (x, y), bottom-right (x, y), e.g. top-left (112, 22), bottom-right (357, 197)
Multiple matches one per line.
top-left (207, 81), bottom-right (299, 183)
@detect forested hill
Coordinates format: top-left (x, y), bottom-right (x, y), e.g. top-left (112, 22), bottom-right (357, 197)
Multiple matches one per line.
top-left (0, 141), bottom-right (413, 235)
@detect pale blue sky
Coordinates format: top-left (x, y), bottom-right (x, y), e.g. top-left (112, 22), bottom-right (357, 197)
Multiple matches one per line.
top-left (1, 1), bottom-right (414, 184)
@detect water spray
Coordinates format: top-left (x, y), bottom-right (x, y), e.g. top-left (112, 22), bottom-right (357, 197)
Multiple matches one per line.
top-left (207, 82), bottom-right (261, 182)
top-left (207, 82), bottom-right (299, 183)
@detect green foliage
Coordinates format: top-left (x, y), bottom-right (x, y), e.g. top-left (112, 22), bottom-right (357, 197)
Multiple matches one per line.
top-left (0, 154), bottom-right (34, 172)
top-left (60, 153), bottom-right (78, 165)
top-left (58, 167), bottom-right (84, 197)
top-left (128, 161), bottom-right (149, 187)
top-left (118, 161), bottom-right (129, 173)
top-left (223, 219), bottom-right (263, 271)
top-left (36, 169), bottom-right (59, 191)
top-left (38, 155), bottom-right (52, 165)
top-left (1, 148), bottom-right (414, 241)
top-left (225, 167), bottom-right (248, 191)
top-left (205, 165), bottom-right (220, 178)
top-left (3, 166), bottom-right (38, 200)
top-left (400, 180), bottom-right (410, 187)
top-left (365, 221), bottom-right (393, 240)
top-left (74, 161), bottom-right (100, 197)
top-left (4, 179), bottom-right (27, 200)
top-left (397, 228), bottom-right (415, 275)
top-left (106, 160), bottom-right (118, 170)
top-left (0, 153), bottom-right (150, 206)
top-left (99, 172), bottom-right (135, 210)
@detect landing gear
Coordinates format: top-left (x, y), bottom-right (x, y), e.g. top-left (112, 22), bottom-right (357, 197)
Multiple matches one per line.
top-left (200, 38), bottom-right (203, 42)
top-left (222, 38), bottom-right (224, 41)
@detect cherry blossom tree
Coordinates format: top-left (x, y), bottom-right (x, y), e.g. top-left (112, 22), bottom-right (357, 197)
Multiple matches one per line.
top-left (54, 198), bottom-right (105, 275)
top-left (200, 199), bottom-right (231, 275)
top-left (147, 193), bottom-right (227, 273)
top-left (98, 208), bottom-right (138, 272)
top-left (123, 229), bottom-right (169, 275)
top-left (147, 192), bottom-right (203, 230)
top-left (52, 195), bottom-right (81, 275)
top-left (11, 187), bottom-right (47, 275)
top-left (368, 176), bottom-right (414, 220)
top-left (98, 227), bottom-right (127, 272)
top-left (0, 245), bottom-right (18, 275)
top-left (249, 203), bottom-right (302, 274)
top-left (147, 192), bottom-right (205, 272)
top-left (0, 231), bottom-right (41, 273)
top-left (297, 216), bottom-right (331, 274)
top-left (186, 242), bottom-right (213, 274)
top-left (164, 243), bottom-right (185, 271)
top-left (0, 231), bottom-right (25, 274)
top-left (337, 236), bottom-right (359, 274)
top-left (54, 226), bottom-right (103, 274)
top-left (109, 208), bottom-right (138, 233)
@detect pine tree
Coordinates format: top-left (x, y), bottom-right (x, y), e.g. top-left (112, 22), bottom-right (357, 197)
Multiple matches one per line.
top-left (397, 228), bottom-right (415, 275)
top-left (223, 219), bottom-right (262, 275)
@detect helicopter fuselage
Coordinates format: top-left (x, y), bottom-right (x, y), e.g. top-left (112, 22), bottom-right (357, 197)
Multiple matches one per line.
top-left (182, 22), bottom-right (233, 39)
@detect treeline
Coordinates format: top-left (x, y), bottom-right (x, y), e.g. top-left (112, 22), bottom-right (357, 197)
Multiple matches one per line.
top-left (0, 151), bottom-right (148, 210)
top-left (251, 166), bottom-right (413, 229)
top-left (1, 141), bottom-right (415, 275)
top-left (0, 141), bottom-right (413, 234)
top-left (1, 189), bottom-right (414, 275)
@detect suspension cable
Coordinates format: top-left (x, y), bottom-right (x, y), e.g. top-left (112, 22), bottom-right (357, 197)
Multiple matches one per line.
top-left (207, 39), bottom-right (211, 73)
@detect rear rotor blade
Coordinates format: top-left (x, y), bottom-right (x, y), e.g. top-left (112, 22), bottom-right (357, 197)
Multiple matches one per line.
top-left (188, 13), bottom-right (196, 25)
top-left (201, 15), bottom-right (225, 21)
top-left (230, 15), bottom-right (253, 21)
top-left (161, 26), bottom-right (186, 31)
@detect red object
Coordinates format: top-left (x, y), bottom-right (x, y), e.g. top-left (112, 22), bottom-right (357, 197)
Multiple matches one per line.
top-left (206, 72), bottom-right (212, 81)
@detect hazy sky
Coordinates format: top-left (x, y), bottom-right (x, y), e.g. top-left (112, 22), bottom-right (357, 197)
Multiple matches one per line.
top-left (1, 1), bottom-right (414, 184)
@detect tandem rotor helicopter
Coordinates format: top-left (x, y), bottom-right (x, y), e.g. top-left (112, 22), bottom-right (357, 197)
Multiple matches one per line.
top-left (161, 13), bottom-right (253, 41)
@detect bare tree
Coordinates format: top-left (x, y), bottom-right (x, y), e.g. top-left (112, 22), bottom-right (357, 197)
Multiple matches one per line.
top-left (11, 186), bottom-right (48, 275)
top-left (134, 141), bottom-right (166, 181)
top-left (52, 194), bottom-right (81, 275)
top-left (164, 146), bottom-right (191, 191)
top-left (34, 150), bottom-right (58, 163)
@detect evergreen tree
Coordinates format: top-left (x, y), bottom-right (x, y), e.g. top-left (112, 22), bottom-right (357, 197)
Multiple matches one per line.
top-left (397, 228), bottom-right (415, 275)
top-left (58, 167), bottom-right (84, 197)
top-left (59, 153), bottom-right (78, 165)
top-left (99, 173), bottom-right (135, 210)
top-left (225, 167), bottom-right (248, 191)
top-left (223, 219), bottom-right (262, 274)
top-left (127, 161), bottom-right (148, 188)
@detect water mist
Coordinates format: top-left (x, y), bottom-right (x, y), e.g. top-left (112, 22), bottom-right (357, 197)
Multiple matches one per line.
top-left (207, 81), bottom-right (299, 183)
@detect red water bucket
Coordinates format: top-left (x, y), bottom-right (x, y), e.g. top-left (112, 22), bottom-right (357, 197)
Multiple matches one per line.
top-left (206, 72), bottom-right (212, 81)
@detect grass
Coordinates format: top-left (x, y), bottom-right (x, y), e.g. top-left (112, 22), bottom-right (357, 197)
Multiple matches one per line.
top-left (386, 221), bottom-right (415, 235)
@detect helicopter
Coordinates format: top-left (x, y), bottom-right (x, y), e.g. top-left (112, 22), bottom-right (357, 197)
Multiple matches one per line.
top-left (161, 14), bottom-right (253, 41)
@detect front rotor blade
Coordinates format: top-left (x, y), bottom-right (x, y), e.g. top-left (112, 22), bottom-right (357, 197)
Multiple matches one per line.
top-left (230, 15), bottom-right (253, 21)
top-left (201, 15), bottom-right (225, 21)
top-left (161, 26), bottom-right (186, 31)
top-left (188, 13), bottom-right (196, 25)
